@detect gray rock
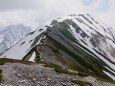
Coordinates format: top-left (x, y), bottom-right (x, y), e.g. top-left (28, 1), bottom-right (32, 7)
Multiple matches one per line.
top-left (0, 63), bottom-right (114, 86)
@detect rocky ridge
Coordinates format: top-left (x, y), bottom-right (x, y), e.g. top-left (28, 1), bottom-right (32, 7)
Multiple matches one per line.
top-left (0, 63), bottom-right (114, 86)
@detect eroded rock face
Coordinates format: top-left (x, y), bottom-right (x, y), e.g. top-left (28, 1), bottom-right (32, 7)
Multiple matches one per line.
top-left (0, 63), bottom-right (115, 86)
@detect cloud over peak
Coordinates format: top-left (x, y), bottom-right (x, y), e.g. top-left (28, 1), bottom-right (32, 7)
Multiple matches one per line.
top-left (0, 0), bottom-right (114, 28)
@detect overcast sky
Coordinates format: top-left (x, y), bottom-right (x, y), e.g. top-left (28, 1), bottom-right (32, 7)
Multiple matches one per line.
top-left (0, 0), bottom-right (115, 29)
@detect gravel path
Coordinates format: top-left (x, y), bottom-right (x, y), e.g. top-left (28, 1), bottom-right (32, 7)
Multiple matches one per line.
top-left (0, 63), bottom-right (114, 86)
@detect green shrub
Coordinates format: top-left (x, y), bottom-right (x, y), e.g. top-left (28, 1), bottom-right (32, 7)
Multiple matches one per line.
top-left (77, 72), bottom-right (88, 77)
top-left (0, 74), bottom-right (2, 83)
top-left (0, 69), bottom-right (2, 83)
top-left (0, 70), bottom-right (2, 74)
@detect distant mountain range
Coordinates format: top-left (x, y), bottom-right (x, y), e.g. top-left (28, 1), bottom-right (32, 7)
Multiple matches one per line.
top-left (0, 24), bottom-right (32, 54)
top-left (0, 14), bottom-right (115, 82)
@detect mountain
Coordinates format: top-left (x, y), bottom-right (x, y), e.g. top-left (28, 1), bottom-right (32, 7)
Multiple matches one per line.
top-left (1, 14), bottom-right (115, 82)
top-left (0, 24), bottom-right (32, 54)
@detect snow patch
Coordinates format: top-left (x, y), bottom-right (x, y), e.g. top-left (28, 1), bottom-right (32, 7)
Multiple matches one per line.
top-left (29, 52), bottom-right (36, 62)
top-left (103, 70), bottom-right (115, 81)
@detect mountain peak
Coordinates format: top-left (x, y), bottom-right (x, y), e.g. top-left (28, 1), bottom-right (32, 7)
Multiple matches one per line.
top-left (0, 24), bottom-right (32, 53)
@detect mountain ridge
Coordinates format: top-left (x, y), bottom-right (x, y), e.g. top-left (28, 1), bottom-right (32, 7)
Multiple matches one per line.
top-left (0, 14), bottom-right (115, 81)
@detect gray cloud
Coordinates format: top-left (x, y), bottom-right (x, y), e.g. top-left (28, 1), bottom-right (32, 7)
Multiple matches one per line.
top-left (0, 0), bottom-right (42, 11)
top-left (0, 0), bottom-right (114, 29)
top-left (0, 0), bottom-right (85, 28)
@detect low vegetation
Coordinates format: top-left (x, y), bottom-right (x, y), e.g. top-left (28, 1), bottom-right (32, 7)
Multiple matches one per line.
top-left (77, 72), bottom-right (88, 77)
top-left (72, 80), bottom-right (92, 86)
top-left (0, 58), bottom-right (34, 65)
top-left (44, 63), bottom-right (78, 75)
top-left (0, 58), bottom-right (78, 76)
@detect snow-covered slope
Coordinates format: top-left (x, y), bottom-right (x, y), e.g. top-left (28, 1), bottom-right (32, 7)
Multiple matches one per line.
top-left (1, 25), bottom-right (47, 60)
top-left (1, 14), bottom-right (115, 81)
top-left (0, 24), bottom-right (32, 54)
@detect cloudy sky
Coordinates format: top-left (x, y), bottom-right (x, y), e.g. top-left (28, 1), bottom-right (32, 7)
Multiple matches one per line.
top-left (0, 0), bottom-right (115, 29)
